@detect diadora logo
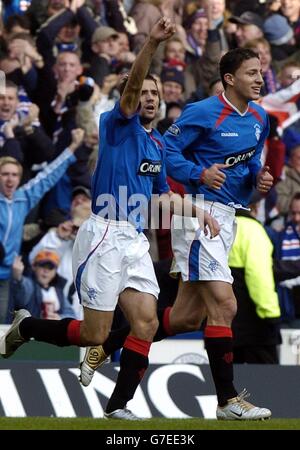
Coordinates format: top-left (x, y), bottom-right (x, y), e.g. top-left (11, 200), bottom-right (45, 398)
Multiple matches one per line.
top-left (221, 132), bottom-right (239, 137)
top-left (167, 124), bottom-right (180, 136)
top-left (138, 159), bottom-right (162, 176)
top-left (224, 148), bottom-right (255, 167)
top-left (254, 123), bottom-right (261, 141)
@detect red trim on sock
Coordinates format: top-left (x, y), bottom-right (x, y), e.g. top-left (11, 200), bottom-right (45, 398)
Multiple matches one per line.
top-left (123, 336), bottom-right (151, 357)
top-left (163, 306), bottom-right (173, 336)
top-left (204, 325), bottom-right (232, 338)
top-left (67, 320), bottom-right (81, 345)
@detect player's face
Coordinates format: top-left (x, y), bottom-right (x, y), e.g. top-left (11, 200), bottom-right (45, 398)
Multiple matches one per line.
top-left (139, 79), bottom-right (160, 126)
top-left (231, 57), bottom-right (264, 101)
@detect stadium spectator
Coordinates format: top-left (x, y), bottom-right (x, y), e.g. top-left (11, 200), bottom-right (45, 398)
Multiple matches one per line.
top-left (229, 199), bottom-right (282, 364)
top-left (10, 249), bottom-right (76, 321)
top-left (276, 142), bottom-right (300, 215)
top-left (0, 127), bottom-right (83, 323)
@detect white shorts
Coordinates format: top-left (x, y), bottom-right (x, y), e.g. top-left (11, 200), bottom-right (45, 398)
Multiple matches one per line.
top-left (171, 201), bottom-right (237, 283)
top-left (72, 214), bottom-right (159, 311)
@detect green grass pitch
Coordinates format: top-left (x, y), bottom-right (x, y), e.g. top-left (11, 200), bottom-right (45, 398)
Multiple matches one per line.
top-left (0, 417), bottom-right (299, 430)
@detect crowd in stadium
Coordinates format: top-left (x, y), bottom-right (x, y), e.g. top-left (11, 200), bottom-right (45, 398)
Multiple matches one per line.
top-left (0, 0), bottom-right (300, 363)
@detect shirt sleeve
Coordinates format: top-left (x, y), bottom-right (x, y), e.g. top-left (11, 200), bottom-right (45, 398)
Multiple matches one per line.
top-left (164, 103), bottom-right (206, 185)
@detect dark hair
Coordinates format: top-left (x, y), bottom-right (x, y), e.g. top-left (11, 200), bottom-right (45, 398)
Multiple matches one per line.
top-left (219, 48), bottom-right (260, 88)
top-left (292, 192), bottom-right (300, 202)
top-left (119, 73), bottom-right (160, 99)
top-left (4, 14), bottom-right (31, 33)
top-left (4, 79), bottom-right (18, 91)
top-left (290, 192), bottom-right (300, 209)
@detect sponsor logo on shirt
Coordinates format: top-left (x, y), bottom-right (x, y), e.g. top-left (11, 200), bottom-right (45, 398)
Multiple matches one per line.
top-left (138, 159), bottom-right (162, 176)
top-left (221, 132), bottom-right (239, 137)
top-left (224, 148), bottom-right (255, 167)
top-left (167, 124), bottom-right (180, 135)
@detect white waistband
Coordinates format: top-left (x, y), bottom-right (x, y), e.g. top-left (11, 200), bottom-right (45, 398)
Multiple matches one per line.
top-left (91, 213), bottom-right (137, 229)
top-left (196, 200), bottom-right (235, 216)
top-left (204, 200), bottom-right (236, 215)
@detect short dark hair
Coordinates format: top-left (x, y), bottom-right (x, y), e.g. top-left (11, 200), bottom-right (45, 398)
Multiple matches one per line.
top-left (119, 73), bottom-right (160, 99)
top-left (4, 14), bottom-right (31, 33)
top-left (292, 192), bottom-right (300, 202)
top-left (219, 48), bottom-right (260, 88)
top-left (4, 79), bottom-right (18, 92)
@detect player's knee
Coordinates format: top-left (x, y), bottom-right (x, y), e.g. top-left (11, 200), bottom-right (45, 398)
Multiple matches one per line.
top-left (222, 296), bottom-right (237, 321)
top-left (80, 327), bottom-right (109, 346)
top-left (178, 314), bottom-right (202, 332)
top-left (210, 295), bottom-right (237, 324)
top-left (132, 315), bottom-right (159, 341)
top-left (170, 308), bottom-right (204, 333)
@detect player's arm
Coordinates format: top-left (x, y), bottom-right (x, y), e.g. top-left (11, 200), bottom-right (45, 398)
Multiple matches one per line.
top-left (120, 17), bottom-right (175, 117)
top-left (159, 191), bottom-right (220, 238)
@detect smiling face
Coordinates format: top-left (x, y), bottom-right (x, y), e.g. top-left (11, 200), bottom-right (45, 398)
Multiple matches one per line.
top-left (225, 57), bottom-right (264, 102)
top-left (139, 78), bottom-right (160, 128)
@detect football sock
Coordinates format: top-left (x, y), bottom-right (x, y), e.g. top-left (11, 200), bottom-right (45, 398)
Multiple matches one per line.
top-left (105, 336), bottom-right (151, 413)
top-left (19, 318), bottom-right (81, 346)
top-left (204, 325), bottom-right (237, 406)
top-left (102, 307), bottom-right (174, 356)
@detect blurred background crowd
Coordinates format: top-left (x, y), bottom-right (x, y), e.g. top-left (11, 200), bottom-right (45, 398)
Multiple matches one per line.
top-left (0, 0), bottom-right (300, 363)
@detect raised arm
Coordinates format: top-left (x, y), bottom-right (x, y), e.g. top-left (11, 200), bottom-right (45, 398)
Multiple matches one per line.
top-left (120, 17), bottom-right (175, 116)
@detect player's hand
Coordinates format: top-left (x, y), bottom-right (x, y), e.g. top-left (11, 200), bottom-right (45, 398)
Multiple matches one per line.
top-left (203, 211), bottom-right (220, 238)
top-left (256, 166), bottom-right (273, 193)
top-left (200, 163), bottom-right (229, 189)
top-left (149, 17), bottom-right (176, 43)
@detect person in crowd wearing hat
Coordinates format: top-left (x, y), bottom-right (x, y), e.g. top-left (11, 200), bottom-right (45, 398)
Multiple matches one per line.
top-left (263, 13), bottom-right (296, 61)
top-left (184, 7), bottom-right (209, 61)
top-left (28, 194), bottom-right (91, 319)
top-left (88, 26), bottom-right (120, 88)
top-left (10, 249), bottom-right (76, 321)
top-left (160, 66), bottom-right (185, 105)
top-left (229, 11), bottom-right (264, 47)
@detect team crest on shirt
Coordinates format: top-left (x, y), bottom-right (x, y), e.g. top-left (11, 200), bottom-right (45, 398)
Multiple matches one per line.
top-left (167, 124), bottom-right (180, 136)
top-left (254, 123), bottom-right (261, 141)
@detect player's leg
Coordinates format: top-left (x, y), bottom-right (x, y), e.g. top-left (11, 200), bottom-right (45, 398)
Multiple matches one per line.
top-left (0, 305), bottom-right (115, 359)
top-left (103, 288), bottom-right (158, 419)
top-left (197, 280), bottom-right (271, 420)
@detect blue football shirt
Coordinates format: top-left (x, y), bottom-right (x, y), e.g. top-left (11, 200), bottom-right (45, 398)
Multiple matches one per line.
top-left (164, 93), bottom-right (270, 207)
top-left (91, 101), bottom-right (169, 230)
